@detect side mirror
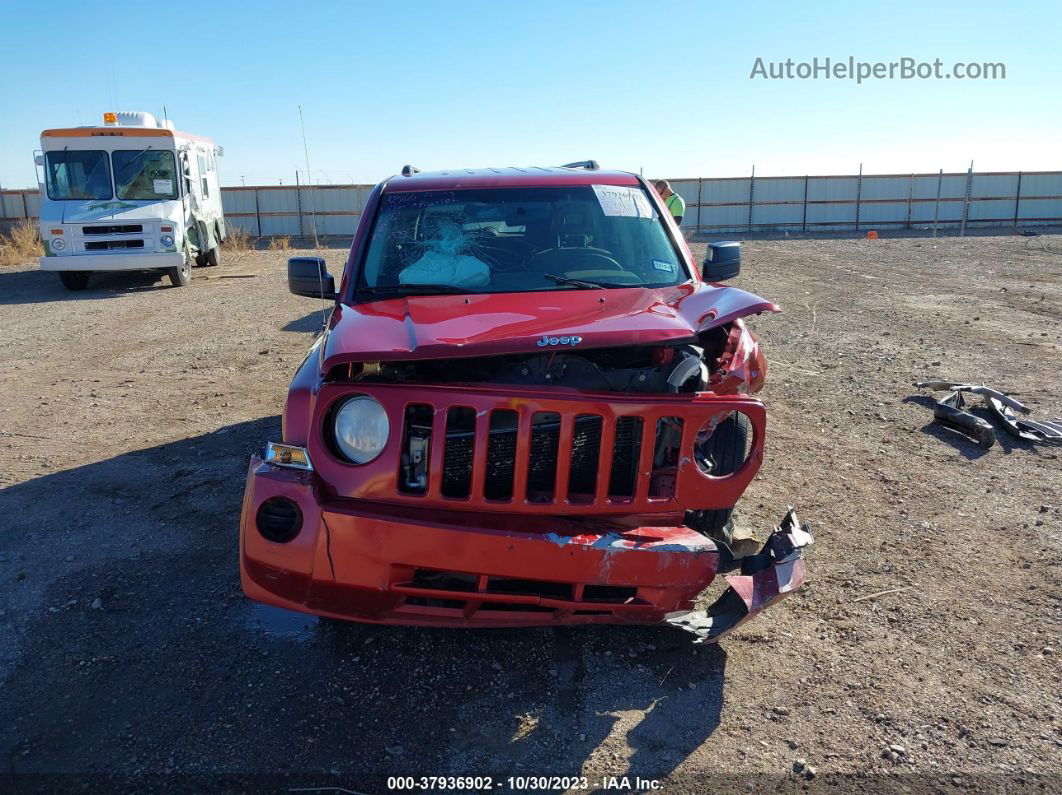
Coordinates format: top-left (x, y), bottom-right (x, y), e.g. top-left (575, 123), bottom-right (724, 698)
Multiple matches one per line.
top-left (702, 241), bottom-right (741, 282)
top-left (288, 256), bottom-right (337, 300)
top-left (34, 154), bottom-right (44, 166)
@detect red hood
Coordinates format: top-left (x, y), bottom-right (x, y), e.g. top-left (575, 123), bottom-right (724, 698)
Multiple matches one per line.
top-left (319, 284), bottom-right (779, 371)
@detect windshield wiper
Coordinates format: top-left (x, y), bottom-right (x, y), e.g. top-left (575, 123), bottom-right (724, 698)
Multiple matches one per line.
top-left (357, 283), bottom-right (480, 299)
top-left (542, 273), bottom-right (605, 289)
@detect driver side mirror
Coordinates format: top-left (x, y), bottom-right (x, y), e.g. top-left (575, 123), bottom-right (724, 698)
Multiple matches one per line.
top-left (288, 256), bottom-right (337, 300)
top-left (702, 241), bottom-right (741, 282)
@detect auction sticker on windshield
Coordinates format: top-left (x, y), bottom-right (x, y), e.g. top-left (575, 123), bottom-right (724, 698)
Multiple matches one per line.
top-left (592, 184), bottom-right (654, 218)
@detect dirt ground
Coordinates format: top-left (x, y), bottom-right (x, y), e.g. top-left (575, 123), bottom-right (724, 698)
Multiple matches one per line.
top-left (1, 233), bottom-right (1060, 793)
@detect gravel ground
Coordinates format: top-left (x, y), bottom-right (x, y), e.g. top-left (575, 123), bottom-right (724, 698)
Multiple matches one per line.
top-left (0, 235), bottom-right (1059, 793)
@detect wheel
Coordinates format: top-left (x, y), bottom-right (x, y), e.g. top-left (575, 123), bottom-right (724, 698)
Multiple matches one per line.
top-left (686, 412), bottom-right (752, 538)
top-left (167, 259), bottom-right (192, 287)
top-left (58, 271), bottom-right (90, 291)
top-left (204, 247), bottom-right (220, 267)
top-left (194, 251), bottom-right (208, 267)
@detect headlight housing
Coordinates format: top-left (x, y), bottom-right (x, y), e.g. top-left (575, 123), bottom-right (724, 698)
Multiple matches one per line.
top-left (333, 395), bottom-right (390, 464)
top-left (51, 238), bottom-right (66, 251)
top-left (160, 234), bottom-right (174, 248)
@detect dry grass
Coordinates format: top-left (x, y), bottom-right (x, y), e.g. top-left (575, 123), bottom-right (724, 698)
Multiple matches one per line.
top-left (268, 236), bottom-right (290, 251)
top-left (0, 220), bottom-right (42, 267)
top-left (222, 225), bottom-right (254, 253)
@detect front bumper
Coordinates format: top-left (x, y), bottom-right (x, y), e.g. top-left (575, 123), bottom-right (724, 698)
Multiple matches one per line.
top-left (39, 252), bottom-right (184, 272)
top-left (240, 455), bottom-right (811, 640)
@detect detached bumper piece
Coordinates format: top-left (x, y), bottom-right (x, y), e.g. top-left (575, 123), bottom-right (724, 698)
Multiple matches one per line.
top-left (665, 507), bottom-right (813, 643)
top-left (915, 381), bottom-right (1062, 447)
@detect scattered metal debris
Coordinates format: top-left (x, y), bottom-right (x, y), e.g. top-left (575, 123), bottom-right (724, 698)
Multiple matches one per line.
top-left (987, 397), bottom-right (1062, 445)
top-left (914, 380), bottom-right (1060, 448)
top-left (665, 507), bottom-right (813, 643)
top-left (932, 389), bottom-right (996, 448)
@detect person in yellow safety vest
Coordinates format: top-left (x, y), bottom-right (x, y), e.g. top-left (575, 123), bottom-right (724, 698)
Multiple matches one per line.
top-left (654, 180), bottom-right (685, 224)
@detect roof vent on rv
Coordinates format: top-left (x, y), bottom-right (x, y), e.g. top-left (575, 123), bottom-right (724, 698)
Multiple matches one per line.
top-left (114, 111), bottom-right (160, 128)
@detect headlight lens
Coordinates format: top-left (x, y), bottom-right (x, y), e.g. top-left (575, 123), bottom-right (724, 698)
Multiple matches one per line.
top-left (333, 396), bottom-right (389, 464)
top-left (160, 234), bottom-right (174, 247)
top-left (51, 238), bottom-right (66, 251)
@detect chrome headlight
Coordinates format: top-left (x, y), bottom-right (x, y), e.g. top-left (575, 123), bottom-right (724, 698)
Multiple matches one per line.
top-left (160, 234), bottom-right (174, 248)
top-left (51, 237), bottom-right (66, 251)
top-left (333, 395), bottom-right (389, 464)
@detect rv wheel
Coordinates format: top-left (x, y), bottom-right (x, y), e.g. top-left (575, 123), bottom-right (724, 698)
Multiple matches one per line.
top-left (58, 271), bottom-right (90, 291)
top-left (167, 260), bottom-right (192, 287)
top-left (204, 247), bottom-right (220, 267)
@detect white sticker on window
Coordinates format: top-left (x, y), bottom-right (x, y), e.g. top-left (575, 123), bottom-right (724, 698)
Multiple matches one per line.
top-left (153, 179), bottom-right (173, 194)
top-left (653, 259), bottom-right (675, 272)
top-left (592, 184), bottom-right (654, 218)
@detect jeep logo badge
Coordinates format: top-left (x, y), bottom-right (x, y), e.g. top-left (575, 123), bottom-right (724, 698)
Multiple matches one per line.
top-left (536, 334), bottom-right (582, 347)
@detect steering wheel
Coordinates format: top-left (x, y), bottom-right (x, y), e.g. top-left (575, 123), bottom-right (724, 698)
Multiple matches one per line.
top-left (526, 247), bottom-right (624, 272)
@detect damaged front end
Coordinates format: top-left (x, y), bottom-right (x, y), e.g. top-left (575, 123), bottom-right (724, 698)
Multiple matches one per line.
top-left (666, 508), bottom-right (813, 642)
top-left (241, 277), bottom-right (810, 641)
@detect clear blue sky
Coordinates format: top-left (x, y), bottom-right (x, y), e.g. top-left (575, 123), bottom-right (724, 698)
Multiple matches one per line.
top-left (1, 0), bottom-right (1058, 187)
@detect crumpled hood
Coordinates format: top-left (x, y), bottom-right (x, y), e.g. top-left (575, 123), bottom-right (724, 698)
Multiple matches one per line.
top-left (319, 284), bottom-right (779, 371)
top-left (61, 200), bottom-right (174, 223)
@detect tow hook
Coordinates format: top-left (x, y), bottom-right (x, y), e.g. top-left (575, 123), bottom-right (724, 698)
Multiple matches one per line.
top-left (665, 507), bottom-right (814, 642)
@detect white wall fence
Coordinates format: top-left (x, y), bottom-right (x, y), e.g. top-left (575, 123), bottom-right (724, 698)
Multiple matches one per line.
top-left (4, 169), bottom-right (1061, 237)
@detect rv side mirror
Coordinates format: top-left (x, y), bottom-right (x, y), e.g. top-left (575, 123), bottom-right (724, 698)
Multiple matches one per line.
top-left (702, 241), bottom-right (741, 282)
top-left (288, 257), bottom-right (337, 300)
top-left (34, 155), bottom-right (44, 166)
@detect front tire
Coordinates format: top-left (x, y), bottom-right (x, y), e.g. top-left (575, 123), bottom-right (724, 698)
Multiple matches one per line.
top-left (204, 247), bottom-right (220, 267)
top-left (58, 271), bottom-right (90, 291)
top-left (167, 259), bottom-right (192, 287)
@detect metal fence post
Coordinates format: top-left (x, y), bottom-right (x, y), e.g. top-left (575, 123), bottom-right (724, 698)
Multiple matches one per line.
top-left (932, 169), bottom-right (943, 237)
top-left (1013, 171), bottom-right (1023, 229)
top-left (696, 177), bottom-right (703, 235)
top-left (747, 165), bottom-right (755, 233)
top-left (801, 175), bottom-right (809, 232)
top-left (253, 188), bottom-right (262, 238)
top-left (295, 170), bottom-right (304, 238)
top-left (959, 161), bottom-right (973, 237)
top-left (854, 163), bottom-right (863, 232)
top-left (905, 174), bottom-right (914, 229)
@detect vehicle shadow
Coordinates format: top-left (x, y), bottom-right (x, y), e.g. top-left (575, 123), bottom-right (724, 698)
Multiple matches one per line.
top-left (0, 418), bottom-right (725, 786)
top-left (0, 266), bottom-right (172, 304)
top-left (282, 310), bottom-right (327, 334)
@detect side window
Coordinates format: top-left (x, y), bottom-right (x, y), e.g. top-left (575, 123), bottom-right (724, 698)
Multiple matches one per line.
top-left (198, 153), bottom-right (209, 198)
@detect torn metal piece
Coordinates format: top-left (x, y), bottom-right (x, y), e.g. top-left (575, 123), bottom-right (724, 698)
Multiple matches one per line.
top-left (914, 381), bottom-right (1030, 414)
top-left (988, 397), bottom-right (1062, 444)
top-left (933, 389), bottom-right (995, 448)
top-left (665, 507), bottom-right (813, 643)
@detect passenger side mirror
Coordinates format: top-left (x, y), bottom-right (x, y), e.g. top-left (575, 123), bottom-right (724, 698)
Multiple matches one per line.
top-left (702, 241), bottom-right (741, 282)
top-left (288, 256), bottom-right (337, 300)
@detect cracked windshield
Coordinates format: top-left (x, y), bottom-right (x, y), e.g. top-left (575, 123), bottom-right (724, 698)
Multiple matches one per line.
top-left (358, 185), bottom-right (687, 296)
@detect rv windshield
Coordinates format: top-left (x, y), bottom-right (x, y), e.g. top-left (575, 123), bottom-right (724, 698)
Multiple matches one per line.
top-left (357, 185), bottom-right (687, 298)
top-left (113, 150), bottom-right (178, 200)
top-left (44, 150), bottom-right (112, 201)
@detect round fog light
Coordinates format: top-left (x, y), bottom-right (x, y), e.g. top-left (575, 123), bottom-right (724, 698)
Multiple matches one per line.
top-left (256, 497), bottom-right (303, 543)
top-left (51, 238), bottom-right (66, 251)
top-left (160, 234), bottom-right (174, 247)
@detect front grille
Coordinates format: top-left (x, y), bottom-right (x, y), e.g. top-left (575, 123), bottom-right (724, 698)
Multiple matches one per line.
top-left (312, 382), bottom-right (765, 516)
top-left (401, 403), bottom-right (672, 506)
top-left (82, 224), bottom-right (142, 235)
top-left (85, 239), bottom-right (145, 251)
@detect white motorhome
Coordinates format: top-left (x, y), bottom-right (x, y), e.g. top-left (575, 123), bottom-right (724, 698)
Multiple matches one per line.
top-left (36, 111), bottom-right (226, 290)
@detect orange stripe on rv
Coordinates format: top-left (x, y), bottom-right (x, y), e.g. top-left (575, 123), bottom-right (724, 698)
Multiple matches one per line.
top-left (41, 127), bottom-right (217, 144)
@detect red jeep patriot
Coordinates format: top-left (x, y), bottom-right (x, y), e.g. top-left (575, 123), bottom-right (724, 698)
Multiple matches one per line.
top-left (239, 163), bottom-right (812, 642)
